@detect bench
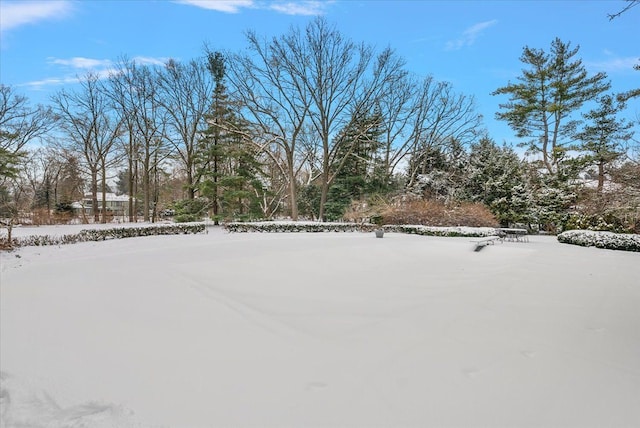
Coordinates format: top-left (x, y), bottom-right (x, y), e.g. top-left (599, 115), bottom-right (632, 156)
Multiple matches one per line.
top-left (471, 236), bottom-right (503, 251)
top-left (497, 228), bottom-right (529, 242)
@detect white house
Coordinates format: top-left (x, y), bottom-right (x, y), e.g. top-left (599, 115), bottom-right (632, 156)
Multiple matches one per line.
top-left (72, 193), bottom-right (133, 217)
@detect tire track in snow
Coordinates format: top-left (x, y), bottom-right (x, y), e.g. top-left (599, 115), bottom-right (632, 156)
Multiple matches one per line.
top-left (170, 269), bottom-right (312, 343)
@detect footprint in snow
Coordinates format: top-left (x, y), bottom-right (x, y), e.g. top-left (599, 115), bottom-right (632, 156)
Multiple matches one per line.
top-left (462, 367), bottom-right (482, 378)
top-left (305, 381), bottom-right (328, 391)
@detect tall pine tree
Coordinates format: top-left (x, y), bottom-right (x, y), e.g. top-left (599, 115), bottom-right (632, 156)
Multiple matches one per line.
top-left (199, 50), bottom-right (267, 222)
top-left (325, 111), bottom-right (383, 220)
top-left (574, 94), bottom-right (634, 193)
top-left (492, 38), bottom-right (610, 175)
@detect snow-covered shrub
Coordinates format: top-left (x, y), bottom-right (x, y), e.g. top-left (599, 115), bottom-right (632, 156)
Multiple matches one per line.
top-left (384, 225), bottom-right (498, 238)
top-left (2, 223), bottom-right (206, 249)
top-left (225, 221), bottom-right (377, 233)
top-left (225, 222), bottom-right (500, 238)
top-left (563, 212), bottom-right (632, 234)
top-left (557, 230), bottom-right (640, 252)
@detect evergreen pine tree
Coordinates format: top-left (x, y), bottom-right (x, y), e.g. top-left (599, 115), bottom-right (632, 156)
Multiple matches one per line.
top-left (574, 94), bottom-right (634, 193)
top-left (325, 111), bottom-right (383, 220)
top-left (198, 51), bottom-right (232, 223)
top-left (464, 138), bottom-right (531, 226)
top-left (492, 38), bottom-right (610, 175)
top-left (198, 50), bottom-right (268, 222)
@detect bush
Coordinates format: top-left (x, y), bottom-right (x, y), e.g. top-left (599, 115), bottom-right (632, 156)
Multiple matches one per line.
top-left (381, 199), bottom-right (498, 228)
top-left (0, 223), bottom-right (206, 249)
top-left (224, 221), bottom-right (500, 238)
top-left (557, 230), bottom-right (640, 252)
top-left (174, 214), bottom-right (201, 223)
top-left (172, 198), bottom-right (210, 223)
top-left (383, 224), bottom-right (498, 238)
top-left (563, 212), bottom-right (633, 234)
top-left (225, 221), bottom-right (376, 233)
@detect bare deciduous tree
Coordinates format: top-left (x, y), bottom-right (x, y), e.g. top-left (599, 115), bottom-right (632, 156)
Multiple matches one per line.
top-left (156, 59), bottom-right (212, 200)
top-left (226, 33), bottom-right (311, 220)
top-left (278, 18), bottom-right (406, 220)
top-left (608, 0), bottom-right (639, 20)
top-left (109, 57), bottom-right (169, 221)
top-left (1, 85), bottom-right (56, 238)
top-left (52, 73), bottom-right (123, 223)
top-left (230, 18), bottom-right (406, 220)
top-left (0, 85), bottom-right (56, 156)
top-left (406, 80), bottom-right (483, 187)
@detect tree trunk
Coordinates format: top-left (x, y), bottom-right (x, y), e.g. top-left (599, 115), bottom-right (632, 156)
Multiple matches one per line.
top-left (284, 150), bottom-right (298, 221)
top-left (151, 162), bottom-right (159, 223)
top-left (187, 168), bottom-right (195, 199)
top-left (288, 175), bottom-right (298, 221)
top-left (143, 156), bottom-right (150, 222)
top-left (318, 138), bottom-right (331, 222)
top-left (212, 153), bottom-right (219, 224)
top-left (6, 219), bottom-right (13, 248)
top-left (597, 161), bottom-right (605, 194)
top-left (128, 156), bottom-right (135, 222)
top-left (91, 170), bottom-right (99, 223)
top-left (101, 166), bottom-right (108, 224)
top-left (318, 170), bottom-right (329, 222)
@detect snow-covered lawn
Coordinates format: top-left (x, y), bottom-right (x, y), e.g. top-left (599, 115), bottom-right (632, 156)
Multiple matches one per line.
top-left (1, 225), bottom-right (639, 427)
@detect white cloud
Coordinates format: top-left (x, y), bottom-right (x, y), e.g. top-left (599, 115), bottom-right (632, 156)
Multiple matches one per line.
top-left (586, 56), bottom-right (639, 73)
top-left (48, 56), bottom-right (170, 71)
top-left (268, 1), bottom-right (328, 15)
top-left (445, 19), bottom-right (497, 51)
top-left (131, 56), bottom-right (172, 66)
top-left (22, 56), bottom-right (171, 90)
top-left (176, 0), bottom-right (329, 15)
top-left (19, 75), bottom-right (78, 90)
top-left (174, 0), bottom-right (255, 13)
top-left (49, 57), bottom-right (113, 70)
top-left (0, 0), bottom-right (73, 32)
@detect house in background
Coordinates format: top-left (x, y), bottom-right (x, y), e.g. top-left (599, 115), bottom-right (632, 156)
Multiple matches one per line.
top-left (72, 193), bottom-right (134, 218)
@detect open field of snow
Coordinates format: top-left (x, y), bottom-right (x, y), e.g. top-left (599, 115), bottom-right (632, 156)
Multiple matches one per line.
top-left (1, 225), bottom-right (639, 427)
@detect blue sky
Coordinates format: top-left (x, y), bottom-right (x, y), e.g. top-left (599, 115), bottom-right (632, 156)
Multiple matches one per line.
top-left (1, 0), bottom-right (638, 145)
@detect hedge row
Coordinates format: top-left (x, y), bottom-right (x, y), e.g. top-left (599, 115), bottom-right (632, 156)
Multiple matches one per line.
top-left (2, 223), bottom-right (206, 249)
top-left (225, 222), bottom-right (499, 237)
top-left (8, 222), bottom-right (638, 253)
top-left (224, 221), bottom-right (378, 233)
top-left (383, 224), bottom-right (499, 238)
top-left (557, 230), bottom-right (640, 252)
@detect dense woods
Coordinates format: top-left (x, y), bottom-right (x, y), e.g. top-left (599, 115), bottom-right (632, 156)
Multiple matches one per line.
top-left (1, 18), bottom-right (639, 234)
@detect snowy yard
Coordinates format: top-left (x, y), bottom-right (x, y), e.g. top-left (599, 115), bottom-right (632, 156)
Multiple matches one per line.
top-left (1, 225), bottom-right (639, 427)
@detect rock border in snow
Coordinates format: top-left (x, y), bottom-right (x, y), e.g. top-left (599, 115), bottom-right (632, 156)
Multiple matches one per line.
top-left (557, 230), bottom-right (640, 252)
